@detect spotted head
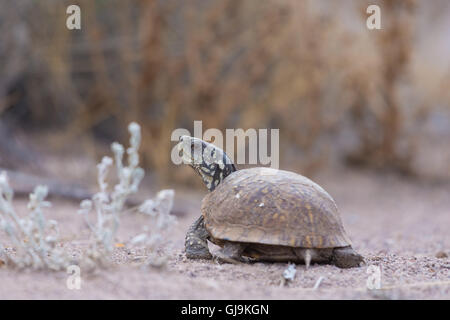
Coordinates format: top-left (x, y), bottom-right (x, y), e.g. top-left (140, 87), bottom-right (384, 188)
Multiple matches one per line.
top-left (177, 136), bottom-right (237, 191)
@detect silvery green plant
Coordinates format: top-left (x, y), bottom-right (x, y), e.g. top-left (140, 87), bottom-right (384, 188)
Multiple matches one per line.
top-left (78, 122), bottom-right (145, 263)
top-left (0, 121), bottom-right (177, 271)
top-left (0, 172), bottom-right (69, 270)
top-left (131, 189), bottom-right (176, 267)
top-left (78, 122), bottom-right (176, 267)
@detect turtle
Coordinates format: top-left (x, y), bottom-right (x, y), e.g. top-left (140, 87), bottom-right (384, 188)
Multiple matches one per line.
top-left (177, 135), bottom-right (364, 268)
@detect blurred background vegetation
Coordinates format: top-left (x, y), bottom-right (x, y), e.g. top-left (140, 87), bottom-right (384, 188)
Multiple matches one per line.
top-left (1, 0), bottom-right (450, 190)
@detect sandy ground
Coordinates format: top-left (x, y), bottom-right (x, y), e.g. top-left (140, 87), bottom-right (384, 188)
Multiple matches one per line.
top-left (0, 168), bottom-right (449, 299)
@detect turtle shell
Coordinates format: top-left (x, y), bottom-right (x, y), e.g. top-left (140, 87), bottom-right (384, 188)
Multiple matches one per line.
top-left (201, 167), bottom-right (352, 248)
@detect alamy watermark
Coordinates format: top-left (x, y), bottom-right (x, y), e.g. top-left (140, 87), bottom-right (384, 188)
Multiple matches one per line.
top-left (66, 4), bottom-right (380, 31)
top-left (366, 4), bottom-right (381, 30)
top-left (366, 265), bottom-right (382, 290)
top-left (66, 5), bottom-right (81, 30)
top-left (66, 265), bottom-right (81, 290)
top-left (171, 121), bottom-right (280, 169)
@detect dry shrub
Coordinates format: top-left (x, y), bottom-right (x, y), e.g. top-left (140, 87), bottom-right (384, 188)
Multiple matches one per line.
top-left (1, 0), bottom-right (450, 185)
top-left (68, 0), bottom-right (353, 180)
top-left (344, 0), bottom-right (418, 175)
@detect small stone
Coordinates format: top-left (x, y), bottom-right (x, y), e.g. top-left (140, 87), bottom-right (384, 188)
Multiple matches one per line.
top-left (282, 263), bottom-right (296, 282)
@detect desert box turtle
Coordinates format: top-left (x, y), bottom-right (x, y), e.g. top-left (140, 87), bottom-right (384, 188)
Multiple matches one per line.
top-left (177, 136), bottom-right (364, 268)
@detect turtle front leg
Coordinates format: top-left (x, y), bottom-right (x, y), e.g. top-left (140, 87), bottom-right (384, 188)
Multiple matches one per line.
top-left (214, 242), bottom-right (248, 264)
top-left (185, 216), bottom-right (213, 259)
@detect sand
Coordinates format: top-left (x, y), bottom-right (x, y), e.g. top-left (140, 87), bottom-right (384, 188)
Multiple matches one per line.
top-left (0, 168), bottom-right (448, 299)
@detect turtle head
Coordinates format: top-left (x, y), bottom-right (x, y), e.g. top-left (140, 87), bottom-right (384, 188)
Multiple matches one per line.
top-left (177, 135), bottom-right (236, 191)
